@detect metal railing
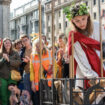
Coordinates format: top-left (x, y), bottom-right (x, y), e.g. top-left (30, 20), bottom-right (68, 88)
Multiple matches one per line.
top-left (40, 78), bottom-right (105, 105)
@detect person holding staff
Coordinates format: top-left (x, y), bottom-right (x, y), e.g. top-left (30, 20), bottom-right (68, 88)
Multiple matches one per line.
top-left (64, 3), bottom-right (105, 89)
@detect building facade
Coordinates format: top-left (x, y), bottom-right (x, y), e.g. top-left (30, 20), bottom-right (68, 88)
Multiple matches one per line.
top-left (10, 0), bottom-right (46, 40)
top-left (10, 0), bottom-right (105, 40)
top-left (92, 0), bottom-right (105, 26)
top-left (45, 0), bottom-right (105, 38)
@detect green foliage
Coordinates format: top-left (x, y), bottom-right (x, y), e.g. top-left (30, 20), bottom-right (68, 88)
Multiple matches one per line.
top-left (63, 6), bottom-right (71, 21)
top-left (63, 3), bottom-right (89, 21)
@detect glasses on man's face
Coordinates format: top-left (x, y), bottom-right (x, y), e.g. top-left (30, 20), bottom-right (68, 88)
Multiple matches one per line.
top-left (22, 38), bottom-right (28, 43)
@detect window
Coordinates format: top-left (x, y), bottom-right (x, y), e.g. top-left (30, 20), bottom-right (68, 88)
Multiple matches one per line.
top-left (94, 12), bottom-right (97, 19)
top-left (65, 21), bottom-right (68, 28)
top-left (58, 0), bottom-right (61, 4)
top-left (59, 11), bottom-right (61, 17)
top-left (102, 10), bottom-right (105, 17)
top-left (46, 4), bottom-right (50, 9)
top-left (10, 21), bottom-right (15, 29)
top-left (85, 1), bottom-right (88, 6)
top-left (48, 15), bottom-right (50, 21)
top-left (93, 0), bottom-right (96, 5)
top-left (21, 16), bottom-right (26, 25)
top-left (102, 0), bottom-right (104, 2)
top-left (59, 23), bottom-right (61, 29)
top-left (34, 10), bottom-right (38, 20)
top-left (48, 26), bottom-right (50, 32)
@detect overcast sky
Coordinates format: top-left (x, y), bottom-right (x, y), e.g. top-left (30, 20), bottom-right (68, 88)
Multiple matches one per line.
top-left (10, 0), bottom-right (31, 12)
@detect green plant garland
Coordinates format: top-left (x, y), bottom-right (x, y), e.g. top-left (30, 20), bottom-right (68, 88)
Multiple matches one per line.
top-left (63, 3), bottom-right (89, 21)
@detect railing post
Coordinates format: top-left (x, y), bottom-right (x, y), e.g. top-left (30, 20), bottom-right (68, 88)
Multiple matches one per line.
top-left (70, 79), bottom-right (73, 105)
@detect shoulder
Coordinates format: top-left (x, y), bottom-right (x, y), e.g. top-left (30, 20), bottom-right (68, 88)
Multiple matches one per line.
top-left (12, 50), bottom-right (18, 54)
top-left (10, 50), bottom-right (20, 57)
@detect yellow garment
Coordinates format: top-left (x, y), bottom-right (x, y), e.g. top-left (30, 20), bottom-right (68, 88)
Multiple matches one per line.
top-left (30, 60), bottom-right (45, 81)
top-left (30, 58), bottom-right (58, 82)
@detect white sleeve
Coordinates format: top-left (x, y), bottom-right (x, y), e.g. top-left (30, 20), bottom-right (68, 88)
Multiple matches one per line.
top-left (74, 42), bottom-right (98, 78)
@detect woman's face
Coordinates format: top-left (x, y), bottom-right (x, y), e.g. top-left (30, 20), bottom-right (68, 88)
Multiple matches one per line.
top-left (4, 40), bottom-right (12, 51)
top-left (35, 42), bottom-right (44, 53)
top-left (21, 37), bottom-right (30, 47)
top-left (72, 15), bottom-right (88, 30)
top-left (58, 38), bottom-right (65, 48)
top-left (15, 42), bottom-right (22, 51)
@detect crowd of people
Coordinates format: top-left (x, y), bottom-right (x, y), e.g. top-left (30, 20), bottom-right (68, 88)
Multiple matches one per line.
top-left (0, 3), bottom-right (104, 105)
top-left (0, 32), bottom-right (69, 105)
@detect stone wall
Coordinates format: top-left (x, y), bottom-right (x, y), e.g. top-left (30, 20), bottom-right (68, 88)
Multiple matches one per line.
top-left (0, 0), bottom-right (11, 38)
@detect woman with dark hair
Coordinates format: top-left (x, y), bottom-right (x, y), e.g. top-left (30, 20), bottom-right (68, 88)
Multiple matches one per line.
top-left (14, 39), bottom-right (23, 55)
top-left (0, 38), bottom-right (21, 105)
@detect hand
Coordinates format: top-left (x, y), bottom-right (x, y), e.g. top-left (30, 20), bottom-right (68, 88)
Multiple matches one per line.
top-left (22, 56), bottom-right (30, 63)
top-left (59, 49), bottom-right (64, 56)
top-left (22, 58), bottom-right (28, 63)
top-left (31, 81), bottom-right (36, 92)
top-left (3, 53), bottom-right (9, 62)
top-left (47, 65), bottom-right (53, 75)
top-left (63, 54), bottom-right (69, 63)
top-left (25, 56), bottom-right (30, 61)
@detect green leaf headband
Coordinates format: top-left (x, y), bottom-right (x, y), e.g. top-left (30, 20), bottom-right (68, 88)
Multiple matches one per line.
top-left (63, 3), bottom-right (89, 21)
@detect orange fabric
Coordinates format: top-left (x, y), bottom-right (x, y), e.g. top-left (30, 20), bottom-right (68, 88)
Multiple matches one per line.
top-left (57, 52), bottom-right (63, 78)
top-left (31, 51), bottom-right (52, 91)
top-left (57, 65), bottom-right (62, 78)
top-left (47, 74), bottom-right (52, 87)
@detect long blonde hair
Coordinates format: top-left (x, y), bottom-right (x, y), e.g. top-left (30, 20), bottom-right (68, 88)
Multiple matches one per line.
top-left (32, 38), bottom-right (47, 55)
top-left (70, 14), bottom-right (93, 36)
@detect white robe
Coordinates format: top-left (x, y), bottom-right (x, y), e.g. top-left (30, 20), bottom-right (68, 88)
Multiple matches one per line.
top-left (74, 41), bottom-right (98, 89)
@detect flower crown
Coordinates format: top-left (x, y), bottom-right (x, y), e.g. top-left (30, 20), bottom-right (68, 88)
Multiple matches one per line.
top-left (63, 3), bottom-right (89, 21)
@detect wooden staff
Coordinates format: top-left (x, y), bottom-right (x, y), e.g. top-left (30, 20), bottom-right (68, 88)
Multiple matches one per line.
top-left (39, 0), bottom-right (42, 79)
top-left (51, 0), bottom-right (55, 79)
top-left (98, 0), bottom-right (103, 77)
top-left (72, 33), bottom-right (74, 78)
top-left (69, 33), bottom-right (74, 79)
top-left (39, 1), bottom-right (42, 105)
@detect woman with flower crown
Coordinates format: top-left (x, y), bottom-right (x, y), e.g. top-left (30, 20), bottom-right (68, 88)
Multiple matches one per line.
top-left (64, 3), bottom-right (105, 89)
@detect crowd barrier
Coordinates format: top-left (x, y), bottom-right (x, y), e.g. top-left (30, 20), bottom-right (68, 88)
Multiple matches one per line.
top-left (40, 78), bottom-right (105, 105)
